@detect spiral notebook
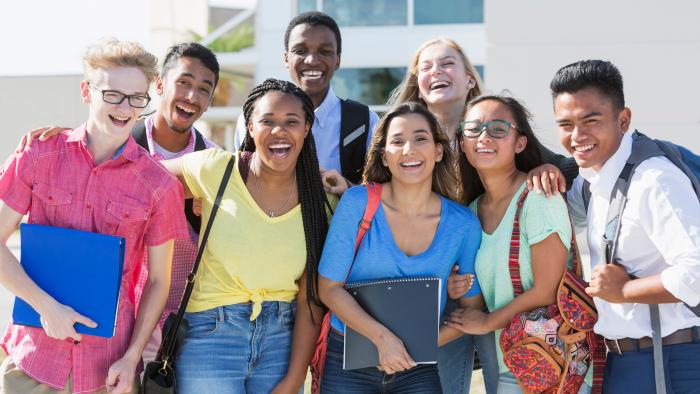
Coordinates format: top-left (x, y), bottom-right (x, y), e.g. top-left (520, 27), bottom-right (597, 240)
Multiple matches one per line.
top-left (12, 223), bottom-right (125, 338)
top-left (343, 277), bottom-right (441, 370)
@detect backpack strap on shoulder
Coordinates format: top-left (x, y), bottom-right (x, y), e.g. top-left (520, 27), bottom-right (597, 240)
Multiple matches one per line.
top-left (192, 127), bottom-right (206, 151)
top-left (339, 99), bottom-right (370, 184)
top-left (131, 119), bottom-right (149, 150)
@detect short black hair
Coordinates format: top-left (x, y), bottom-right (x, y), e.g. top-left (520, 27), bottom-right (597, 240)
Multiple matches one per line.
top-left (161, 42), bottom-right (220, 87)
top-left (284, 11), bottom-right (342, 55)
top-left (550, 59), bottom-right (625, 110)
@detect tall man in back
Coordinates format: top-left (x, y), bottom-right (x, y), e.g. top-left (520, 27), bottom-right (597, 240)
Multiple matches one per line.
top-left (235, 11), bottom-right (380, 190)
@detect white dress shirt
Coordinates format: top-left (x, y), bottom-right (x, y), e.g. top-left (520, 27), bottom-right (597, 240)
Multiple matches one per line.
top-left (568, 131), bottom-right (700, 339)
top-left (234, 86), bottom-right (380, 173)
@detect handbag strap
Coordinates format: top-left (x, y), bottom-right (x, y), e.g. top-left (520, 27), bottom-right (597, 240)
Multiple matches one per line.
top-left (160, 155), bottom-right (235, 360)
top-left (508, 188), bottom-right (530, 296)
top-left (343, 182), bottom-right (382, 284)
top-left (508, 189), bottom-right (583, 296)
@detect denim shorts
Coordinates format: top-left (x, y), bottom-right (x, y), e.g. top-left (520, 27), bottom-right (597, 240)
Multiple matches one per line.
top-left (175, 301), bottom-right (296, 394)
top-left (497, 372), bottom-right (591, 394)
top-left (437, 332), bottom-right (499, 394)
top-left (321, 330), bottom-right (442, 393)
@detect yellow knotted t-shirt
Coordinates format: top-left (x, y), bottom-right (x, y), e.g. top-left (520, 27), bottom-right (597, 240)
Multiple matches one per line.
top-left (181, 149), bottom-right (306, 319)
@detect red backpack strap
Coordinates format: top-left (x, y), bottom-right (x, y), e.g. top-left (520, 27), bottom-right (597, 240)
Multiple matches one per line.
top-left (343, 182), bottom-right (383, 285)
top-left (508, 188), bottom-right (530, 296)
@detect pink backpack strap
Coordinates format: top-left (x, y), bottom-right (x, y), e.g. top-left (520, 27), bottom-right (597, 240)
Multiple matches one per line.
top-left (508, 188), bottom-right (530, 296)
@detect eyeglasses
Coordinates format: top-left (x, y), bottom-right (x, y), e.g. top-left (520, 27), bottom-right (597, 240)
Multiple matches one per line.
top-left (89, 83), bottom-right (151, 109)
top-left (460, 120), bottom-right (516, 139)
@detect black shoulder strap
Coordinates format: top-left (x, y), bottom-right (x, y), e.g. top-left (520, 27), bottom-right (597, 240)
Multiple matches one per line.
top-left (339, 99), bottom-right (370, 184)
top-left (192, 127), bottom-right (206, 151)
top-left (131, 119), bottom-right (149, 150)
top-left (157, 155), bottom-right (235, 364)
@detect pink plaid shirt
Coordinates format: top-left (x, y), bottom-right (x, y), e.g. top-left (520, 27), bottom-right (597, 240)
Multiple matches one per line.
top-left (133, 116), bottom-right (218, 327)
top-left (0, 124), bottom-right (188, 393)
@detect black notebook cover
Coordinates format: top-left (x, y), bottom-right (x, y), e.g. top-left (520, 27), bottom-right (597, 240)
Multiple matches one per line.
top-left (343, 277), bottom-right (441, 370)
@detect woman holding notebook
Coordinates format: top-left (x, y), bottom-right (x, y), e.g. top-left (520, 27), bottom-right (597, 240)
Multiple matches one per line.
top-left (317, 102), bottom-right (483, 393)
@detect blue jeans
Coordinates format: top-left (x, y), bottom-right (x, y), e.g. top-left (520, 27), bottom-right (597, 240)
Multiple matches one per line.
top-left (321, 330), bottom-right (442, 393)
top-left (175, 302), bottom-right (296, 394)
top-left (437, 332), bottom-right (499, 394)
top-left (497, 372), bottom-right (591, 394)
top-left (603, 342), bottom-right (700, 393)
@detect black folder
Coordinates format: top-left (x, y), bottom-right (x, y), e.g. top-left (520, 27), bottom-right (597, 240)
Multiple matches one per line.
top-left (343, 277), bottom-right (441, 370)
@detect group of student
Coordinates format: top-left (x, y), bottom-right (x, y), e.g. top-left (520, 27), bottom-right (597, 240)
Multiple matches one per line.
top-left (0, 9), bottom-right (698, 394)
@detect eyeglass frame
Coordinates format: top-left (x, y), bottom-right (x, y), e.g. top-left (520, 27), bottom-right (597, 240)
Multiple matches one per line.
top-left (459, 119), bottom-right (517, 139)
top-left (88, 83), bottom-right (151, 109)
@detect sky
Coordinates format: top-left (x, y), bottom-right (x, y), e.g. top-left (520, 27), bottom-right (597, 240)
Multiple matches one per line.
top-left (0, 0), bottom-right (150, 76)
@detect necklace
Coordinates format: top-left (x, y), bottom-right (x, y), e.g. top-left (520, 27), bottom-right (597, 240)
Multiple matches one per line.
top-left (250, 160), bottom-right (296, 218)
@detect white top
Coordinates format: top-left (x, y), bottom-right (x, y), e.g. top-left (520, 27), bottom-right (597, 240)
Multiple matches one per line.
top-left (568, 131), bottom-right (700, 339)
top-left (234, 86), bottom-right (379, 172)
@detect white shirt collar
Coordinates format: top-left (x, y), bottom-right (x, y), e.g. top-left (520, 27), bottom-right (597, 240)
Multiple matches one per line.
top-left (314, 86), bottom-right (340, 129)
top-left (579, 131), bottom-right (633, 197)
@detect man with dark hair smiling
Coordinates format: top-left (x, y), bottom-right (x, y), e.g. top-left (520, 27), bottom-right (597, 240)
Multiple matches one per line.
top-left (554, 60), bottom-right (700, 393)
top-left (235, 11), bottom-right (380, 191)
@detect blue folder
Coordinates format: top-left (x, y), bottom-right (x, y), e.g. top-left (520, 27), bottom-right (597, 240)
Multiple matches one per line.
top-left (13, 223), bottom-right (125, 338)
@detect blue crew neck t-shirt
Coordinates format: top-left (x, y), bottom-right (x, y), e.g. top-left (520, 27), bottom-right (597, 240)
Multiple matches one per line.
top-left (318, 185), bottom-right (483, 333)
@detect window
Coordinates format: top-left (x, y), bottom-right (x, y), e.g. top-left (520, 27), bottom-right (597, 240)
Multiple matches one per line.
top-left (296, 0), bottom-right (483, 26)
top-left (414, 0), bottom-right (483, 24)
top-left (324, 0), bottom-right (407, 27)
top-left (296, 0), bottom-right (316, 14)
top-left (475, 65), bottom-right (484, 80)
top-left (332, 67), bottom-right (406, 105)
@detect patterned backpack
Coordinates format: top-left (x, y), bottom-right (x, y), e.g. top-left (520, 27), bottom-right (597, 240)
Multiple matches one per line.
top-left (499, 189), bottom-right (605, 393)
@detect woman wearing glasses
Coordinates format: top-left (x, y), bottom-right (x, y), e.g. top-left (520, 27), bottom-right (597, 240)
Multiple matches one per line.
top-left (388, 37), bottom-right (580, 394)
top-left (444, 95), bottom-right (590, 393)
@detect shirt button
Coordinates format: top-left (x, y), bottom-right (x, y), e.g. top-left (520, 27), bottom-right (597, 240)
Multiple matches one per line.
top-left (48, 196), bottom-right (53, 201)
top-left (92, 169), bottom-right (98, 175)
top-left (124, 213), bottom-right (130, 218)
top-left (86, 203), bottom-right (92, 209)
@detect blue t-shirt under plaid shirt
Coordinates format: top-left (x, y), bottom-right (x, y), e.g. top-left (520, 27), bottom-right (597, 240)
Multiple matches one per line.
top-left (318, 185), bottom-right (483, 333)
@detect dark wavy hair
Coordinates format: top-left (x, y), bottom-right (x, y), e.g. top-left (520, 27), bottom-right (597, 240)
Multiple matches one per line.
top-left (458, 95), bottom-right (544, 204)
top-left (362, 101), bottom-right (459, 201)
top-left (241, 78), bottom-right (329, 314)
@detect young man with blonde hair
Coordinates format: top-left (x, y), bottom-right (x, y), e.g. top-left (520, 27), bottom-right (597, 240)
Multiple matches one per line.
top-left (0, 38), bottom-right (187, 394)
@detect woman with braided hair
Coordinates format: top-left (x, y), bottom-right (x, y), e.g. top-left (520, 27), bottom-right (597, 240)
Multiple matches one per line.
top-left (158, 78), bottom-right (332, 393)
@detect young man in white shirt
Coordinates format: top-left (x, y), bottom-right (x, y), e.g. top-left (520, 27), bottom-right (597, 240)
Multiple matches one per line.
top-left (553, 59), bottom-right (700, 393)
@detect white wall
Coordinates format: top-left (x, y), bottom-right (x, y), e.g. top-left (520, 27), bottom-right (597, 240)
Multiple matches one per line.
top-left (0, 76), bottom-right (87, 160)
top-left (485, 0), bottom-right (700, 153)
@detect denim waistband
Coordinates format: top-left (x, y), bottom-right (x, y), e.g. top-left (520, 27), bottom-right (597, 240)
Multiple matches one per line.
top-left (189, 301), bottom-right (296, 322)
